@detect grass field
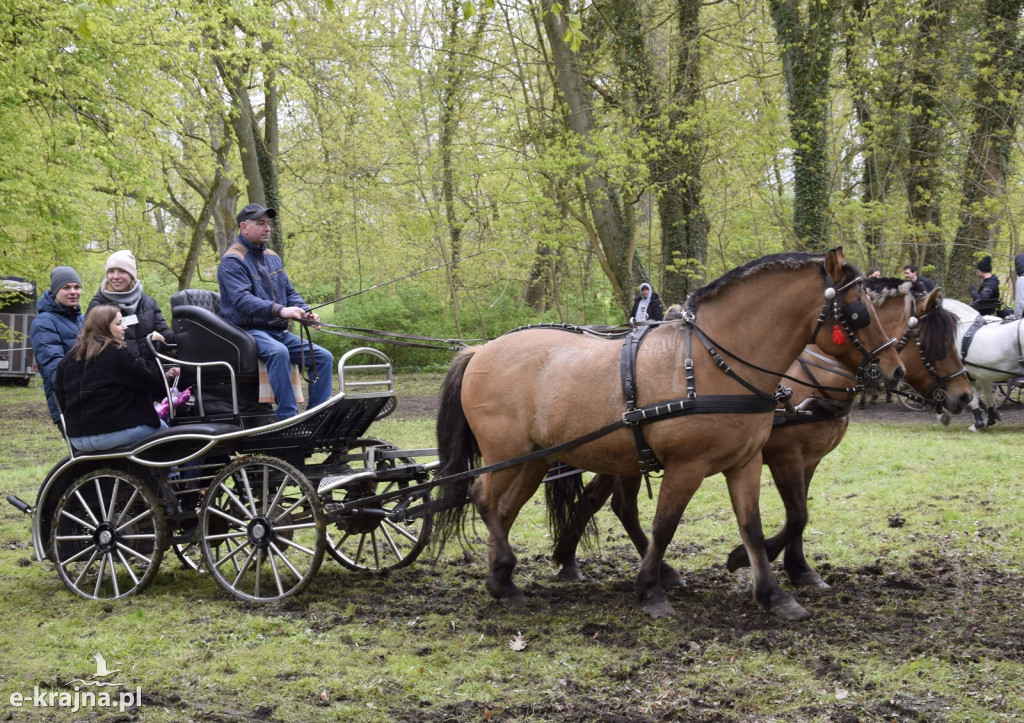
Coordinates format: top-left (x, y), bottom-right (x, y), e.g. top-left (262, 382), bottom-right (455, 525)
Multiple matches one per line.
top-left (0, 379), bottom-right (1022, 722)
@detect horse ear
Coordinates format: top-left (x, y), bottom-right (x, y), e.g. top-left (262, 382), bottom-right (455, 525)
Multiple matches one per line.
top-left (824, 247), bottom-right (846, 283)
top-left (918, 287), bottom-right (941, 315)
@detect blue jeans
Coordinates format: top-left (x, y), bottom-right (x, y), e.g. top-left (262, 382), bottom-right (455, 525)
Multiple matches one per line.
top-left (71, 421), bottom-right (167, 453)
top-left (248, 328), bottom-right (333, 419)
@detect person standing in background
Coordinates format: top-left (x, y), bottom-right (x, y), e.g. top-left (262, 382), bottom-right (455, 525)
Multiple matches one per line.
top-left (630, 283), bottom-right (664, 323)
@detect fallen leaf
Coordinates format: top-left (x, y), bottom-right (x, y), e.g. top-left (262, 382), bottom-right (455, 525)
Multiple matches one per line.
top-left (509, 632), bottom-right (527, 651)
top-left (835, 688), bottom-right (849, 700)
top-left (318, 690), bottom-right (329, 702)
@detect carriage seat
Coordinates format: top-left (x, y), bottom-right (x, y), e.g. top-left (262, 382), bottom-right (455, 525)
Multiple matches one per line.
top-left (170, 289), bottom-right (258, 375)
top-left (169, 290), bottom-right (303, 409)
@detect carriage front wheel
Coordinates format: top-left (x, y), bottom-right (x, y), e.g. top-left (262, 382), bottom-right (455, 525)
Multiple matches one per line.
top-left (199, 456), bottom-right (325, 603)
top-left (50, 468), bottom-right (166, 600)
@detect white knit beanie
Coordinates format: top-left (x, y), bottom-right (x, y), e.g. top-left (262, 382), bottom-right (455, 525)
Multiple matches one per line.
top-left (105, 250), bottom-right (138, 280)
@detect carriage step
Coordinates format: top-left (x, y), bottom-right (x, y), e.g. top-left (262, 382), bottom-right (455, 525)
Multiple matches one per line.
top-left (6, 494), bottom-right (32, 514)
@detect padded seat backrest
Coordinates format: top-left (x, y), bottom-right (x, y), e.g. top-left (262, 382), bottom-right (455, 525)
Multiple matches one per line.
top-left (170, 290), bottom-right (258, 376)
top-left (170, 288), bottom-right (221, 315)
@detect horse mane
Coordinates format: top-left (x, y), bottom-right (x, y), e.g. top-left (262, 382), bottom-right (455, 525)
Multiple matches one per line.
top-left (863, 277), bottom-right (956, 363)
top-left (685, 252), bottom-right (854, 310)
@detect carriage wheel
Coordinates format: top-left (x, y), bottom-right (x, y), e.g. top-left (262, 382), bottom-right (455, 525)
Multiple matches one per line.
top-left (324, 443), bottom-right (432, 572)
top-left (896, 380), bottom-right (929, 411)
top-left (50, 469), bottom-right (166, 600)
top-left (171, 537), bottom-right (205, 572)
top-left (199, 456), bottom-right (325, 603)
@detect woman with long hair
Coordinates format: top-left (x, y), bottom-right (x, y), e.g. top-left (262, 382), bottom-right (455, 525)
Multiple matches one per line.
top-left (55, 304), bottom-right (173, 452)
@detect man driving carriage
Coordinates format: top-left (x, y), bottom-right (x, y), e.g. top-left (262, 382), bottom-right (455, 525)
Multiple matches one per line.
top-left (217, 203), bottom-right (333, 420)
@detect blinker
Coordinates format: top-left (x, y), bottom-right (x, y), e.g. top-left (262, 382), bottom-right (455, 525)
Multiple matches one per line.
top-left (841, 298), bottom-right (871, 331)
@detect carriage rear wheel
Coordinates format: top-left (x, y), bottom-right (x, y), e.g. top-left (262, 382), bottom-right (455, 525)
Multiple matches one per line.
top-left (324, 442), bottom-right (432, 572)
top-left (991, 380), bottom-right (1024, 408)
top-left (199, 456), bottom-right (325, 603)
top-left (50, 469), bottom-right (166, 600)
top-left (895, 380), bottom-right (929, 412)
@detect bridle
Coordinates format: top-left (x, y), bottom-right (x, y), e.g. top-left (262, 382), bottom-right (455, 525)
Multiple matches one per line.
top-left (895, 307), bottom-right (969, 406)
top-left (812, 273), bottom-right (899, 383)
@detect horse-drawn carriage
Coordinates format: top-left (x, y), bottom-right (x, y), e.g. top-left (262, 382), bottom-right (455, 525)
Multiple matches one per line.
top-left (11, 249), bottom-right (964, 621)
top-left (7, 289), bottom-right (440, 603)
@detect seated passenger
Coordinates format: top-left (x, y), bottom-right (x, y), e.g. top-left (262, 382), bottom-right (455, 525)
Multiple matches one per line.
top-left (217, 203), bottom-right (333, 420)
top-left (55, 305), bottom-right (176, 453)
top-left (29, 266), bottom-right (84, 427)
top-left (969, 255), bottom-right (1002, 316)
top-left (87, 249), bottom-right (175, 356)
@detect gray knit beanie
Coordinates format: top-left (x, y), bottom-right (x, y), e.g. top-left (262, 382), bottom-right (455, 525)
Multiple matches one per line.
top-left (49, 266), bottom-right (81, 296)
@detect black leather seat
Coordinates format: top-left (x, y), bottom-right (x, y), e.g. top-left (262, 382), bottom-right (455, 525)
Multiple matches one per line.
top-left (170, 290), bottom-right (266, 420)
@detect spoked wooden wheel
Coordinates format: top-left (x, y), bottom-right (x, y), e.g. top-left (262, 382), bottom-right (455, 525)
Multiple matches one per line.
top-left (199, 456), bottom-right (325, 603)
top-left (50, 469), bottom-right (166, 600)
top-left (171, 535), bottom-right (204, 572)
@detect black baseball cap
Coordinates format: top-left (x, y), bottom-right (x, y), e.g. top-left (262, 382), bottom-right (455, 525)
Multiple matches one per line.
top-left (236, 203), bottom-right (277, 225)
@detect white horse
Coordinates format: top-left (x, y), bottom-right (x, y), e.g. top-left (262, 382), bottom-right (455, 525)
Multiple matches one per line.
top-left (943, 298), bottom-right (1024, 431)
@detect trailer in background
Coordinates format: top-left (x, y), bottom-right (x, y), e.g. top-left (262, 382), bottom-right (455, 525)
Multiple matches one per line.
top-left (0, 276), bottom-right (37, 386)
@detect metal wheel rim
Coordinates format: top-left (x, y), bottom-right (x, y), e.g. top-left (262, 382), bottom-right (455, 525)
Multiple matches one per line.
top-left (199, 456), bottom-right (325, 603)
top-left (50, 469), bottom-right (166, 600)
top-left (326, 479), bottom-right (432, 572)
top-left (896, 380), bottom-right (929, 412)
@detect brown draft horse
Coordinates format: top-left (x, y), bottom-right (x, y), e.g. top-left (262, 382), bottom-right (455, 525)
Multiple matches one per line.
top-left (551, 278), bottom-right (973, 591)
top-left (434, 249), bottom-right (905, 620)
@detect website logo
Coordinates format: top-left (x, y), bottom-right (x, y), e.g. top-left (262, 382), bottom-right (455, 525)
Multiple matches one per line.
top-left (8, 654), bottom-right (143, 714)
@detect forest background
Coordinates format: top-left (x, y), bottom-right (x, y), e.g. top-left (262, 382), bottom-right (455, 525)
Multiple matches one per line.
top-left (2, 0), bottom-right (1024, 368)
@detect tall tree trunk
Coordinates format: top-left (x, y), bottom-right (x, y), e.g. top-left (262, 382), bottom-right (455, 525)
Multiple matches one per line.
top-left (540, 0), bottom-right (645, 312)
top-left (607, 0), bottom-right (707, 307)
top-left (904, 0), bottom-right (951, 282)
top-left (947, 0), bottom-right (1024, 299)
top-left (769, 0), bottom-right (838, 250)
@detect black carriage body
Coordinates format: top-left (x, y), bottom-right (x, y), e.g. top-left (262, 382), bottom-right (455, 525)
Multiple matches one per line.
top-left (19, 292), bottom-right (439, 603)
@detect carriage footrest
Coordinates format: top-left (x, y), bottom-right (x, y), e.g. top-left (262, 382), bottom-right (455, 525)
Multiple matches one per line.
top-left (6, 494), bottom-right (32, 514)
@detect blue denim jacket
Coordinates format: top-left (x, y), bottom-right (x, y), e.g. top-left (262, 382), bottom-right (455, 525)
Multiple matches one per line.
top-left (217, 235), bottom-right (308, 329)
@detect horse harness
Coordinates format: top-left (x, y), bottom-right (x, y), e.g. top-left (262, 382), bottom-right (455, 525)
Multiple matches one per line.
top-left (892, 309), bottom-right (968, 407)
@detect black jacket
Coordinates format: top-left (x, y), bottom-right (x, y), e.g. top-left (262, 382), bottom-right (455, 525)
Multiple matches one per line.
top-left (629, 291), bottom-right (664, 322)
top-left (969, 275), bottom-right (1001, 315)
top-left (87, 292), bottom-right (174, 356)
top-left (54, 341), bottom-right (165, 438)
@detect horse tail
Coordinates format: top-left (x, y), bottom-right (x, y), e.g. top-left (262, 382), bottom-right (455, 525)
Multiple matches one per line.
top-left (431, 348), bottom-right (480, 554)
top-left (544, 469), bottom-right (587, 545)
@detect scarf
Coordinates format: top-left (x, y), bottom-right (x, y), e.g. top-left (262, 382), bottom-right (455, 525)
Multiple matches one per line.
top-left (635, 283), bottom-right (653, 321)
top-left (99, 279), bottom-right (144, 316)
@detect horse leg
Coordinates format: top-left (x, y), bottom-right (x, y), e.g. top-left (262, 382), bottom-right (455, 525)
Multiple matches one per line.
top-left (636, 463), bottom-right (707, 619)
top-left (968, 388), bottom-right (985, 432)
top-left (726, 458), bottom-right (826, 587)
top-left (725, 456), bottom-right (810, 621)
top-left (471, 460), bottom-right (550, 606)
top-left (552, 473), bottom-right (616, 581)
top-left (608, 476), bottom-right (685, 588)
top-left (983, 383), bottom-right (1000, 427)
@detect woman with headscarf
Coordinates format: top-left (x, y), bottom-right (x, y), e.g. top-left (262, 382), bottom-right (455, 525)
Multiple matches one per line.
top-left (629, 282), bottom-right (664, 322)
top-left (87, 250), bottom-right (174, 355)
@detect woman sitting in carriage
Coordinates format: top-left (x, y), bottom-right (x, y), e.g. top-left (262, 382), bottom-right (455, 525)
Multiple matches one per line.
top-left (55, 304), bottom-right (177, 453)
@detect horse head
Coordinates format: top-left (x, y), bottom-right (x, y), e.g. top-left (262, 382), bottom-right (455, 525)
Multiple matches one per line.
top-left (862, 280), bottom-right (972, 414)
top-left (813, 248), bottom-right (905, 386)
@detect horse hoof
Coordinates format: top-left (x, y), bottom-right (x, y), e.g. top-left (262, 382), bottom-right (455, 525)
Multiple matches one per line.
top-left (791, 571), bottom-right (830, 589)
top-left (659, 565), bottom-right (686, 589)
top-left (500, 590), bottom-right (527, 607)
top-left (725, 546), bottom-right (749, 572)
top-left (770, 599), bottom-right (811, 621)
top-left (556, 566), bottom-right (584, 582)
top-left (939, 413), bottom-right (950, 427)
top-left (967, 425), bottom-right (980, 433)
top-left (643, 601), bottom-right (677, 619)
